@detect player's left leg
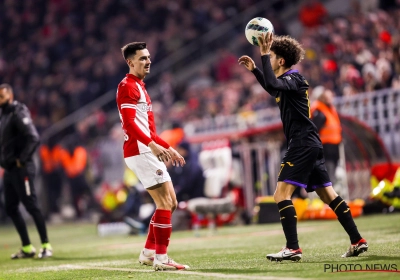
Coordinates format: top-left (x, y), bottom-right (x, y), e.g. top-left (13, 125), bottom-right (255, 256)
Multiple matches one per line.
top-left (4, 170), bottom-right (36, 259)
top-left (147, 181), bottom-right (189, 270)
top-left (312, 148), bottom-right (367, 257)
top-left (316, 186), bottom-right (368, 257)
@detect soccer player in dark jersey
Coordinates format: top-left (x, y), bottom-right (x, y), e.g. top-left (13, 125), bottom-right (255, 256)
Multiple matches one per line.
top-left (238, 33), bottom-right (368, 261)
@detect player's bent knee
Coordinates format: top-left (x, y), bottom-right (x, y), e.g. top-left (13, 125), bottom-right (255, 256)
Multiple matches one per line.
top-left (273, 189), bottom-right (291, 203)
top-left (155, 197), bottom-right (175, 210)
top-left (316, 186), bottom-right (337, 204)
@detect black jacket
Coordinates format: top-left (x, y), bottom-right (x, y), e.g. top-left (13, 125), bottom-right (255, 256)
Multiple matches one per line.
top-left (0, 101), bottom-right (40, 169)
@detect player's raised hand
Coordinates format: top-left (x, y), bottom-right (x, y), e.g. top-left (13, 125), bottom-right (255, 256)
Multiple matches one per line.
top-left (148, 141), bottom-right (172, 162)
top-left (167, 147), bottom-right (186, 167)
top-left (238, 55), bottom-right (256, 71)
top-left (258, 32), bottom-right (273, 56)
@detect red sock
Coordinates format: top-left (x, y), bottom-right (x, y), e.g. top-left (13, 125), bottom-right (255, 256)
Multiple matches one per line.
top-left (144, 213), bottom-right (155, 250)
top-left (153, 209), bottom-right (172, 254)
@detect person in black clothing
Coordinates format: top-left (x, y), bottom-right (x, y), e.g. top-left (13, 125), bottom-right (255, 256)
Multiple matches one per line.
top-left (0, 84), bottom-right (53, 259)
top-left (168, 141), bottom-right (205, 202)
top-left (238, 33), bottom-right (367, 261)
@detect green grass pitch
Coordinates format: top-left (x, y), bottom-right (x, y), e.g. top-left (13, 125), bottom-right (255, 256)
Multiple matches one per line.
top-left (0, 213), bottom-right (399, 279)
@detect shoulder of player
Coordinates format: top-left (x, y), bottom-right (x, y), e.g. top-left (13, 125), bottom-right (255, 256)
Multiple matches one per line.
top-left (280, 73), bottom-right (308, 85)
top-left (10, 101), bottom-right (32, 121)
top-left (12, 101), bottom-right (29, 114)
top-left (118, 79), bottom-right (140, 94)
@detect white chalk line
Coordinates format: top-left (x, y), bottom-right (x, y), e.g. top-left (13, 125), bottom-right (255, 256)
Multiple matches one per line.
top-left (59, 264), bottom-right (305, 279)
top-left (11, 262), bottom-right (305, 279)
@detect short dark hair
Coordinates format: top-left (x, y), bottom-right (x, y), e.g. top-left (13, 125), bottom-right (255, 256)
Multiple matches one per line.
top-left (121, 42), bottom-right (147, 60)
top-left (271, 35), bottom-right (305, 68)
top-left (0, 83), bottom-right (13, 93)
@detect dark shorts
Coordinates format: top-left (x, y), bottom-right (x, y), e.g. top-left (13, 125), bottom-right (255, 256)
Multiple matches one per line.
top-left (278, 146), bottom-right (332, 193)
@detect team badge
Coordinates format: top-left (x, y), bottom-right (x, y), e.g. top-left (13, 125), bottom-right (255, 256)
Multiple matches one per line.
top-left (156, 169), bottom-right (163, 176)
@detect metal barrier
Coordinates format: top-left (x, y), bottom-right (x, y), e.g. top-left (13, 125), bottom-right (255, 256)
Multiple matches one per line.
top-left (335, 89), bottom-right (400, 156)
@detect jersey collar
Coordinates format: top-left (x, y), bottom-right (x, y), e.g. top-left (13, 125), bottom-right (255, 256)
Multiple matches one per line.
top-left (280, 69), bottom-right (299, 77)
top-left (126, 74), bottom-right (145, 86)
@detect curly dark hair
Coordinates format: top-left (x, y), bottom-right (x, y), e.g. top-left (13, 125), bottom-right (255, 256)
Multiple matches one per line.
top-left (270, 35), bottom-right (305, 68)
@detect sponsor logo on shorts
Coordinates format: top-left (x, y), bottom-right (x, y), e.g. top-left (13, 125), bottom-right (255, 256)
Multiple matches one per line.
top-left (156, 169), bottom-right (163, 176)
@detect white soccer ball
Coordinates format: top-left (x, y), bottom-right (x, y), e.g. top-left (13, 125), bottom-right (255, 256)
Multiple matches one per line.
top-left (245, 17), bottom-right (274, 46)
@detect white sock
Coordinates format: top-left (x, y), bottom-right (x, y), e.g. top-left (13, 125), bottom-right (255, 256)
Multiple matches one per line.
top-left (143, 248), bottom-right (155, 256)
top-left (156, 254), bottom-right (168, 261)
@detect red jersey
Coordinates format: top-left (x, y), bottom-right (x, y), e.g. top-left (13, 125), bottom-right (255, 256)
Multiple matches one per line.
top-left (116, 74), bottom-right (170, 158)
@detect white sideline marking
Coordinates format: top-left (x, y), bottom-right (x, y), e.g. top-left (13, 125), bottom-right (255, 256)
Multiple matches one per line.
top-left (59, 264), bottom-right (305, 279)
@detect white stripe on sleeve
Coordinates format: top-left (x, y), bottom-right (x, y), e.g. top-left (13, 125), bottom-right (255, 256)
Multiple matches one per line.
top-left (121, 103), bottom-right (137, 110)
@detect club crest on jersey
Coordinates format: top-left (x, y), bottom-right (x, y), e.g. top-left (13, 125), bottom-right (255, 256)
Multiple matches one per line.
top-left (137, 103), bottom-right (152, 112)
top-left (156, 169), bottom-right (163, 177)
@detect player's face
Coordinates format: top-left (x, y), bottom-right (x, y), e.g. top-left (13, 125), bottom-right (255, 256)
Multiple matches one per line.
top-left (0, 88), bottom-right (11, 106)
top-left (128, 49), bottom-right (151, 78)
top-left (269, 51), bottom-right (282, 73)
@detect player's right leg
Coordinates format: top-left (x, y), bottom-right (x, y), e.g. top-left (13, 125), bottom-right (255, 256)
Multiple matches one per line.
top-left (266, 147), bottom-right (320, 262)
top-left (266, 181), bottom-right (302, 262)
top-left (138, 212), bottom-right (156, 266)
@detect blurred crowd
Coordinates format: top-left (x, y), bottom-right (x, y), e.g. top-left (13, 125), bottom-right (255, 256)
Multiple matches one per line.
top-left (162, 0), bottom-right (400, 125)
top-left (0, 0), bottom-right (263, 134)
top-left (2, 0), bottom-right (398, 134)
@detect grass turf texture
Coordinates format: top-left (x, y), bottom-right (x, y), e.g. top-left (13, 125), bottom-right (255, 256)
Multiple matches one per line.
top-left (0, 213), bottom-right (399, 279)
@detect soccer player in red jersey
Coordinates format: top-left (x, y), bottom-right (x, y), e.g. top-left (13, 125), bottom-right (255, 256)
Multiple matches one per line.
top-left (117, 42), bottom-right (189, 271)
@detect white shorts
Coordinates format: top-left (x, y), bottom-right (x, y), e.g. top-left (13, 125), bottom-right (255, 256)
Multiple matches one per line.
top-left (124, 152), bottom-right (171, 189)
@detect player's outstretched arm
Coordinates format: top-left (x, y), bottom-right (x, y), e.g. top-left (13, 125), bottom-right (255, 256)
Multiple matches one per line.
top-left (239, 56), bottom-right (269, 92)
top-left (238, 55), bottom-right (256, 71)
